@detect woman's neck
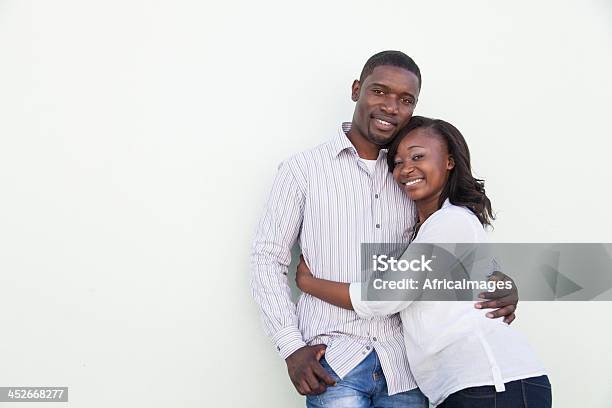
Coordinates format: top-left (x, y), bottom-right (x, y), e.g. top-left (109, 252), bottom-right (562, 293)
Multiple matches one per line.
top-left (416, 195), bottom-right (443, 224)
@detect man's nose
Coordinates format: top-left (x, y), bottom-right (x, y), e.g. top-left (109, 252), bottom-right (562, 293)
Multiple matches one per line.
top-left (381, 96), bottom-right (399, 115)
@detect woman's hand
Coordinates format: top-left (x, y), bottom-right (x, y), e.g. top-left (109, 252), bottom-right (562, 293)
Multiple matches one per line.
top-left (296, 254), bottom-right (314, 291)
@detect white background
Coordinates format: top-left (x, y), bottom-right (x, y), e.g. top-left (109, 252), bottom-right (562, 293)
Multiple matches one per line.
top-left (1, 0), bottom-right (612, 406)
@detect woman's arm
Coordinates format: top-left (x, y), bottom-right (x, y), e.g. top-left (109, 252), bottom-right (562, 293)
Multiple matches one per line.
top-left (296, 255), bottom-right (354, 310)
top-left (296, 255), bottom-right (419, 317)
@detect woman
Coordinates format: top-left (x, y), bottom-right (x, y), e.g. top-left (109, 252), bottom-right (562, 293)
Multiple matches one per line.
top-left (295, 116), bottom-right (552, 407)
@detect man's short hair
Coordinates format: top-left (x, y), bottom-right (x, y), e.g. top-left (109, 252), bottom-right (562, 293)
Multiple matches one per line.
top-left (359, 51), bottom-right (422, 89)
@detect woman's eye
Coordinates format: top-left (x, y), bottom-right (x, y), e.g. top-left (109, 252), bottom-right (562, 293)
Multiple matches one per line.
top-left (394, 161), bottom-right (402, 166)
top-left (412, 154), bottom-right (423, 160)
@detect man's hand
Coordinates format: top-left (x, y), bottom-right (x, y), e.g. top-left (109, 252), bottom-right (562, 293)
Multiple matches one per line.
top-left (475, 271), bottom-right (518, 324)
top-left (285, 344), bottom-right (336, 395)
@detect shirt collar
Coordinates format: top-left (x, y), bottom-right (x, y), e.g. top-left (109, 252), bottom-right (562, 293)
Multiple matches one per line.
top-left (330, 122), bottom-right (357, 158)
top-left (331, 122), bottom-right (389, 159)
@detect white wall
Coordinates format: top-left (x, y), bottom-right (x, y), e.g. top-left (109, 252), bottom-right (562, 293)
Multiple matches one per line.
top-left (1, 0), bottom-right (611, 406)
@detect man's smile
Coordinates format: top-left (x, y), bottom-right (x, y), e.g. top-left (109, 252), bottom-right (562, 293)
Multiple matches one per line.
top-left (371, 114), bottom-right (397, 131)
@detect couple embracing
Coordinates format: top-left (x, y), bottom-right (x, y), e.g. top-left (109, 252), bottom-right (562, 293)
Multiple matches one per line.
top-left (251, 51), bottom-right (552, 408)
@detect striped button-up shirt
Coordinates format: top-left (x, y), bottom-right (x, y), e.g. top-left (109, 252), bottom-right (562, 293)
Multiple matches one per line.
top-left (250, 123), bottom-right (418, 395)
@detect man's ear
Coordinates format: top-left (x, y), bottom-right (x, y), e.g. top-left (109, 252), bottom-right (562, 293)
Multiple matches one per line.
top-left (447, 155), bottom-right (455, 170)
top-left (351, 79), bottom-right (360, 102)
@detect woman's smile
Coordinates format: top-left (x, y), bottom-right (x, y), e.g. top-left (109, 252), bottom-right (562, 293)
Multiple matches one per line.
top-left (401, 177), bottom-right (424, 188)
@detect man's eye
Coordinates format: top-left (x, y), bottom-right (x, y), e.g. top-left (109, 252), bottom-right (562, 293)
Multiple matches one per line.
top-left (401, 98), bottom-right (415, 105)
top-left (373, 89), bottom-right (384, 95)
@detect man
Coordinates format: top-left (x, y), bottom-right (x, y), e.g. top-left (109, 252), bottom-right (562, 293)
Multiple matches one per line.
top-left (251, 51), bottom-right (517, 407)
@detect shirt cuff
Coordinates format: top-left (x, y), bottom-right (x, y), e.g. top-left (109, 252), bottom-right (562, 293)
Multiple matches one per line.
top-left (272, 326), bottom-right (307, 360)
top-left (349, 282), bottom-right (373, 319)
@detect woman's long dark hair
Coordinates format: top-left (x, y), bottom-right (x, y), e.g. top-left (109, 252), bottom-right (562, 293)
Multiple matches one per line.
top-left (387, 116), bottom-right (495, 227)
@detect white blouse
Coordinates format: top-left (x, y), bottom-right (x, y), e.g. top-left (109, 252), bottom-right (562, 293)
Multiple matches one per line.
top-left (349, 200), bottom-right (547, 407)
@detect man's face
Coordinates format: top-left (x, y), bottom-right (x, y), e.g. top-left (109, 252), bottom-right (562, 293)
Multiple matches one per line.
top-left (351, 65), bottom-right (420, 146)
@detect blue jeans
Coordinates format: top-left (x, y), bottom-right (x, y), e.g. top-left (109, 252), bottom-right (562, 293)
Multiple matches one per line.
top-left (438, 375), bottom-right (552, 408)
top-left (306, 351), bottom-right (428, 408)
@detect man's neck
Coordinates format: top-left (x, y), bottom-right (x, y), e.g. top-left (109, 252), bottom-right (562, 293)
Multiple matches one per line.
top-left (346, 126), bottom-right (381, 160)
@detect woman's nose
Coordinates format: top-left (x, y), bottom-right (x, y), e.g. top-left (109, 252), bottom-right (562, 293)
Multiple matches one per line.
top-left (400, 165), bottom-right (413, 175)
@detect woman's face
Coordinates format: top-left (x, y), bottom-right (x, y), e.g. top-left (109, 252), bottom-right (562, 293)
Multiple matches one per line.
top-left (392, 127), bottom-right (455, 203)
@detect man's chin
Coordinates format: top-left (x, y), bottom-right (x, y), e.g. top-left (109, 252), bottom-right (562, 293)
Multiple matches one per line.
top-left (367, 132), bottom-right (395, 147)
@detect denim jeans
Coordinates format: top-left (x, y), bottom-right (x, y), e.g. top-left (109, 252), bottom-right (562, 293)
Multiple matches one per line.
top-left (306, 351), bottom-right (428, 408)
top-left (438, 375), bottom-right (552, 408)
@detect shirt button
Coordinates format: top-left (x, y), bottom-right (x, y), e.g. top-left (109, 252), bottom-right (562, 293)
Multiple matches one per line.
top-left (362, 351), bottom-right (367, 355)
top-left (366, 346), bottom-right (371, 350)
top-left (372, 337), bottom-right (377, 341)
top-left (375, 194), bottom-right (379, 199)
top-left (375, 224), bottom-right (380, 229)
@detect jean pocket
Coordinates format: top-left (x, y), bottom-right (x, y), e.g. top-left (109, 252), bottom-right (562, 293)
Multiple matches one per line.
top-left (457, 385), bottom-right (497, 399)
top-left (318, 357), bottom-right (340, 380)
top-left (522, 375), bottom-right (552, 390)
